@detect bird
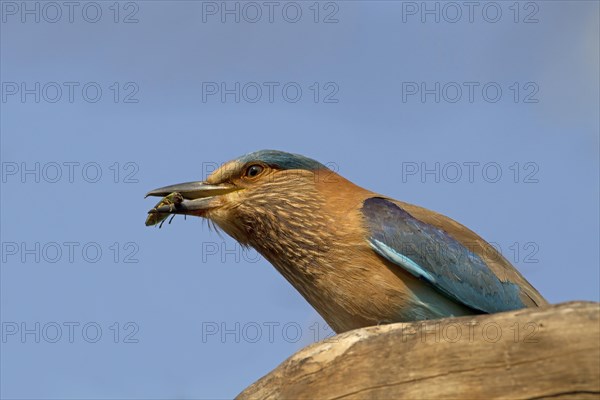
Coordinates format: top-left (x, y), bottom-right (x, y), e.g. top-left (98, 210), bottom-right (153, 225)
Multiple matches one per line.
top-left (146, 150), bottom-right (548, 333)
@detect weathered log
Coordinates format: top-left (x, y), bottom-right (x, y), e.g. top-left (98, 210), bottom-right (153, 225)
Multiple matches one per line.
top-left (237, 302), bottom-right (600, 399)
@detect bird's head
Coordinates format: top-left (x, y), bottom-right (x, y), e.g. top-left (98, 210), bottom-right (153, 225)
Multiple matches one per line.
top-left (146, 150), bottom-right (333, 244)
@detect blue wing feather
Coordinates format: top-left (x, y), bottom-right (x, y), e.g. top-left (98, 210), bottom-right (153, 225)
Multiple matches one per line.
top-left (362, 197), bottom-right (525, 313)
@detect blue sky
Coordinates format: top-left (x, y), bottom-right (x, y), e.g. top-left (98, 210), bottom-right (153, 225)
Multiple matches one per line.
top-left (1, 1), bottom-right (599, 399)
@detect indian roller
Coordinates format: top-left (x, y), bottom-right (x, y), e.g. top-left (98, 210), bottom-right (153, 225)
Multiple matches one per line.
top-left (146, 150), bottom-right (547, 333)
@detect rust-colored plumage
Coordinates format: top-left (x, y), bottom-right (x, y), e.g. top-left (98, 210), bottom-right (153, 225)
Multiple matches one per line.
top-left (146, 150), bottom-right (547, 333)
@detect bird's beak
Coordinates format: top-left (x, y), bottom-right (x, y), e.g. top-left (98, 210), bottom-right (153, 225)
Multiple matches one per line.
top-left (145, 181), bottom-right (240, 215)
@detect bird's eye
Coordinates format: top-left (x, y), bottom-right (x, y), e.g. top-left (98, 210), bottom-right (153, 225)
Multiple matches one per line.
top-left (245, 164), bottom-right (264, 178)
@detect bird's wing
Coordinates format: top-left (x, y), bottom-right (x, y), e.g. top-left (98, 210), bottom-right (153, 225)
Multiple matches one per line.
top-left (361, 197), bottom-right (528, 313)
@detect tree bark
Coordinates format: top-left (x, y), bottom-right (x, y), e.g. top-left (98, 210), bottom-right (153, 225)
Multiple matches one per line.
top-left (237, 301), bottom-right (600, 400)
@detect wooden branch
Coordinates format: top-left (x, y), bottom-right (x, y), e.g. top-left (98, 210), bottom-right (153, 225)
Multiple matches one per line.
top-left (237, 302), bottom-right (600, 400)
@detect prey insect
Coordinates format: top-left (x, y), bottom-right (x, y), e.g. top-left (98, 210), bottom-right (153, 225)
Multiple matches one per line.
top-left (145, 192), bottom-right (184, 228)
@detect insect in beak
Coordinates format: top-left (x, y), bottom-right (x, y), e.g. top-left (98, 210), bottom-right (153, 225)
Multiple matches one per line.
top-left (145, 192), bottom-right (184, 228)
